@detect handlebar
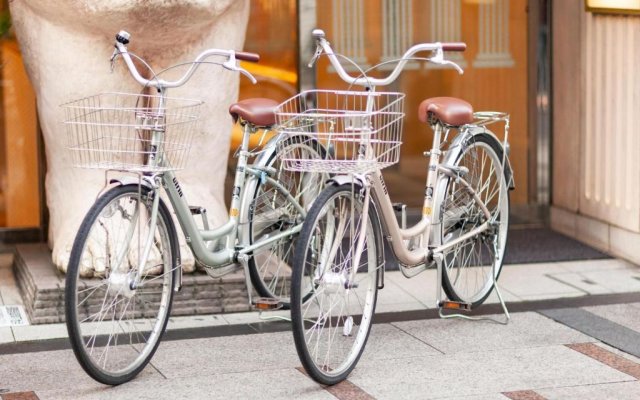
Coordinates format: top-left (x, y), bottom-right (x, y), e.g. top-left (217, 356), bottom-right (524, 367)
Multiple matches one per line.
top-left (111, 30), bottom-right (259, 89)
top-left (310, 29), bottom-right (466, 88)
top-left (235, 51), bottom-right (260, 63)
top-left (442, 42), bottom-right (466, 52)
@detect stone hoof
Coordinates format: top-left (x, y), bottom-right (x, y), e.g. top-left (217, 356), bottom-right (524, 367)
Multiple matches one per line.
top-left (87, 227), bottom-right (110, 278)
top-left (55, 234), bottom-right (197, 279)
top-left (125, 242), bottom-right (196, 275)
top-left (53, 244), bottom-right (70, 275)
top-left (53, 242), bottom-right (96, 279)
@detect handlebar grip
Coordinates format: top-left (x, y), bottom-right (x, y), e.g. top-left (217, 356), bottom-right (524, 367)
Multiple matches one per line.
top-left (442, 42), bottom-right (466, 52)
top-left (116, 31), bottom-right (130, 45)
top-left (312, 29), bottom-right (326, 39)
top-left (235, 51), bottom-right (260, 62)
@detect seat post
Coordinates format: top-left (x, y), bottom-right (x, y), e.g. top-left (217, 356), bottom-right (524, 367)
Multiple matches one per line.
top-left (429, 120), bottom-right (443, 153)
top-left (420, 121), bottom-right (444, 244)
top-left (225, 121), bottom-right (254, 237)
top-left (238, 121), bottom-right (253, 153)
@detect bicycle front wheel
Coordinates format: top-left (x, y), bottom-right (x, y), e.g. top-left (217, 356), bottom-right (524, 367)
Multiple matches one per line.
top-left (434, 133), bottom-right (510, 307)
top-left (244, 135), bottom-right (327, 307)
top-left (291, 182), bottom-right (380, 385)
top-left (65, 184), bottom-right (178, 385)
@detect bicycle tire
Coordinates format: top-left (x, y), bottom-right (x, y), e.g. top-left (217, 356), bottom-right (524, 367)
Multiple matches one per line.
top-left (65, 184), bottom-right (178, 385)
top-left (291, 182), bottom-right (380, 385)
top-left (434, 133), bottom-right (510, 307)
top-left (244, 135), bottom-right (327, 308)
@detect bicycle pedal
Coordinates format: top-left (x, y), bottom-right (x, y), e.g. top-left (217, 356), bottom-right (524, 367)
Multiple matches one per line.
top-left (438, 300), bottom-right (472, 312)
top-left (252, 297), bottom-right (283, 311)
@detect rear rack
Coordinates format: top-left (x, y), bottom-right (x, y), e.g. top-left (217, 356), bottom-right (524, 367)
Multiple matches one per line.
top-left (471, 111), bottom-right (510, 150)
top-left (472, 111), bottom-right (509, 127)
top-left (469, 111), bottom-right (514, 190)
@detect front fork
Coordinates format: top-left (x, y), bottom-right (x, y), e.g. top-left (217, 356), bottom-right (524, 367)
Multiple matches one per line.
top-left (348, 178), bottom-right (371, 287)
top-left (131, 177), bottom-right (162, 289)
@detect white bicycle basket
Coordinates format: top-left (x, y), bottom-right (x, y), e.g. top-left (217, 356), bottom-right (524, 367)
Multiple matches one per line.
top-left (275, 90), bottom-right (405, 174)
top-left (62, 92), bottom-right (203, 173)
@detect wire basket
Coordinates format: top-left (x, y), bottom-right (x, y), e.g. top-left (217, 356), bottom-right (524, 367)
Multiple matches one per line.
top-left (275, 90), bottom-right (405, 174)
top-left (62, 92), bottom-right (203, 172)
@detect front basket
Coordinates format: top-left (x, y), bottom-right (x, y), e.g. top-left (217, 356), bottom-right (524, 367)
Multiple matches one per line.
top-left (62, 92), bottom-right (203, 173)
top-left (275, 90), bottom-right (405, 174)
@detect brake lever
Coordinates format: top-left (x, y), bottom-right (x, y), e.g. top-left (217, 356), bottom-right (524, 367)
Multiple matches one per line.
top-left (109, 49), bottom-right (119, 73)
top-left (442, 60), bottom-right (464, 75)
top-left (308, 44), bottom-right (323, 68)
top-left (428, 45), bottom-right (464, 75)
top-left (238, 68), bottom-right (257, 84)
top-left (222, 54), bottom-right (257, 84)
top-left (220, 53), bottom-right (257, 84)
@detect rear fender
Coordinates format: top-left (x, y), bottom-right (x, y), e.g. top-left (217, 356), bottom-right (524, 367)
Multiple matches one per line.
top-left (446, 127), bottom-right (515, 190)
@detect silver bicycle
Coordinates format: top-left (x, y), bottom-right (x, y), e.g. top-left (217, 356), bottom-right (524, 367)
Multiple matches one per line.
top-left (62, 31), bottom-right (326, 385)
top-left (279, 30), bottom-right (515, 385)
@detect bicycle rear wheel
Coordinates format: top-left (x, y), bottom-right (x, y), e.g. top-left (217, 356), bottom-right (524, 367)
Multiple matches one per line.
top-left (244, 135), bottom-right (327, 307)
top-left (65, 184), bottom-right (178, 385)
top-left (434, 133), bottom-right (509, 307)
top-left (291, 182), bottom-right (380, 385)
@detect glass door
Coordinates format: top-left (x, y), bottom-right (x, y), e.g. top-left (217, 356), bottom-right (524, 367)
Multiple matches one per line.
top-left (314, 0), bottom-right (531, 210)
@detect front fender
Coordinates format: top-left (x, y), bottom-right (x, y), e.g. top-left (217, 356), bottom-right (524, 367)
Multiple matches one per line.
top-left (325, 174), bottom-right (386, 287)
top-left (108, 176), bottom-right (154, 189)
top-left (327, 174), bottom-right (366, 188)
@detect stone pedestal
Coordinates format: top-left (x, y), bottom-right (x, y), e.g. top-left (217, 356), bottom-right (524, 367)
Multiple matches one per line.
top-left (13, 243), bottom-right (251, 325)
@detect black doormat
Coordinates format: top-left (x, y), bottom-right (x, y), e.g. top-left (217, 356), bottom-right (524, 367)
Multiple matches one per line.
top-left (384, 227), bottom-right (611, 270)
top-left (504, 227), bottom-right (611, 264)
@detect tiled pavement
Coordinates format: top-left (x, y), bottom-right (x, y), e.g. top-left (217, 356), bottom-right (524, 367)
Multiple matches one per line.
top-left (2, 255), bottom-right (640, 399)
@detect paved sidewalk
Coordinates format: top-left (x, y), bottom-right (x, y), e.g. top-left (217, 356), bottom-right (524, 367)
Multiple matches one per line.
top-left (2, 256), bottom-right (640, 399)
top-left (2, 256), bottom-right (639, 344)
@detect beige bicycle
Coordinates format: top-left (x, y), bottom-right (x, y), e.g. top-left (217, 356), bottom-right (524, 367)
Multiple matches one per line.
top-left (278, 30), bottom-right (515, 385)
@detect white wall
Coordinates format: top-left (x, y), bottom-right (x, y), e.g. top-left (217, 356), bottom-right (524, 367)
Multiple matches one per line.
top-left (552, 1), bottom-right (640, 264)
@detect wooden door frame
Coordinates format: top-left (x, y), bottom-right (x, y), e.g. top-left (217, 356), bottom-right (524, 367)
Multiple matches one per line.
top-left (523, 0), bottom-right (552, 222)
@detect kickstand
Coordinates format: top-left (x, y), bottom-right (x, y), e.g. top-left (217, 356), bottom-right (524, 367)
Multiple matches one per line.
top-left (237, 254), bottom-right (255, 307)
top-left (434, 239), bottom-right (510, 325)
top-left (237, 254), bottom-right (291, 322)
